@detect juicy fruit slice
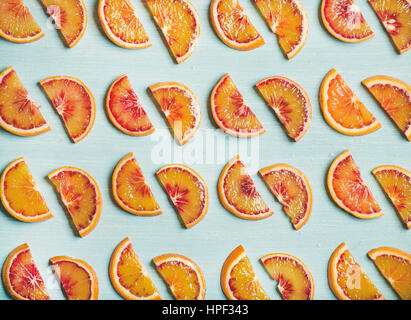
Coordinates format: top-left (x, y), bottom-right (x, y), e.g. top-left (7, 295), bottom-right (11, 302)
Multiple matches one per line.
top-left (259, 164), bottom-right (312, 230)
top-left (368, 247), bottom-right (411, 300)
top-left (40, 76), bottom-right (96, 143)
top-left (254, 0), bottom-right (308, 59)
top-left (219, 156), bottom-right (273, 220)
top-left (40, 0), bottom-right (87, 48)
top-left (0, 157), bottom-right (52, 222)
top-left (48, 167), bottom-right (102, 237)
top-left (50, 256), bottom-right (98, 300)
top-left (211, 74), bottom-right (265, 137)
top-left (2, 244), bottom-right (49, 300)
top-left (328, 150), bottom-right (382, 219)
top-left (112, 153), bottom-right (161, 216)
top-left (369, 0), bottom-right (411, 54)
top-left (256, 76), bottom-right (311, 141)
top-left (0, 67), bottom-right (50, 136)
top-left (328, 243), bottom-right (384, 300)
top-left (221, 245), bottom-right (270, 300)
top-left (210, 0), bottom-right (265, 50)
top-left (153, 254), bottom-right (206, 300)
top-left (0, 0), bottom-right (44, 43)
top-left (145, 0), bottom-right (200, 63)
top-left (261, 253), bottom-right (314, 300)
top-left (320, 69), bottom-right (381, 136)
top-left (109, 237), bottom-right (161, 300)
top-left (106, 75), bottom-right (154, 136)
top-left (362, 76), bottom-right (411, 140)
top-left (98, 0), bottom-right (150, 49)
top-left (372, 165), bottom-right (411, 228)
top-left (321, 0), bottom-right (374, 42)
top-left (156, 164), bottom-right (208, 228)
top-left (149, 82), bottom-right (201, 145)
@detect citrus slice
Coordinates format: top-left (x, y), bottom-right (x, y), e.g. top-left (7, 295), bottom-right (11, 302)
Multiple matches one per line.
top-left (50, 256), bottom-right (98, 300)
top-left (210, 0), bottom-right (265, 50)
top-left (211, 74), bottom-right (265, 138)
top-left (254, 0), bottom-right (308, 59)
top-left (112, 153), bottom-right (161, 216)
top-left (0, 0), bottom-right (44, 43)
top-left (40, 76), bottom-right (96, 143)
top-left (0, 157), bottom-right (52, 223)
top-left (368, 0), bottom-right (411, 54)
top-left (98, 0), bottom-right (150, 49)
top-left (328, 150), bottom-right (382, 219)
top-left (259, 164), bottom-right (312, 230)
top-left (109, 237), bottom-right (161, 300)
top-left (145, 0), bottom-right (200, 63)
top-left (362, 75), bottom-right (411, 140)
top-left (156, 164), bottom-right (208, 228)
top-left (2, 243), bottom-right (49, 300)
top-left (321, 0), bottom-right (374, 42)
top-left (368, 247), bottom-right (411, 300)
top-left (149, 82), bottom-right (201, 145)
top-left (372, 165), bottom-right (411, 228)
top-left (48, 166), bottom-right (102, 237)
top-left (320, 69), bottom-right (381, 136)
top-left (0, 67), bottom-right (50, 136)
top-left (256, 76), bottom-right (311, 141)
top-left (153, 254), bottom-right (206, 300)
top-left (221, 245), bottom-right (270, 300)
top-left (328, 242), bottom-right (384, 300)
top-left (260, 253), bottom-right (314, 300)
top-left (219, 155), bottom-right (273, 220)
top-left (40, 0), bottom-right (87, 48)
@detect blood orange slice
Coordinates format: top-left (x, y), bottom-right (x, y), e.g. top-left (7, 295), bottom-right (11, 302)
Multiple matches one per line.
top-left (259, 164), bottom-right (312, 230)
top-left (2, 243), bottom-right (49, 300)
top-left (256, 76), bottom-right (311, 141)
top-left (145, 0), bottom-right (200, 63)
top-left (50, 256), bottom-right (98, 300)
top-left (48, 166), bottom-right (102, 237)
top-left (109, 237), bottom-right (161, 300)
top-left (106, 74), bottom-right (154, 136)
top-left (328, 150), bottom-right (382, 219)
top-left (156, 164), bottom-right (208, 228)
top-left (261, 253), bottom-right (314, 300)
top-left (321, 0), bottom-right (374, 42)
top-left (211, 74), bottom-right (265, 137)
top-left (153, 254), bottom-right (206, 300)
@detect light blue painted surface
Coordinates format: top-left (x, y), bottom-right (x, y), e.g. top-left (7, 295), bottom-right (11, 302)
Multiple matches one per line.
top-left (0, 0), bottom-right (410, 300)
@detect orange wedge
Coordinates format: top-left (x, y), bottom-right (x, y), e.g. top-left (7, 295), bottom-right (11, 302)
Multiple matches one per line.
top-left (149, 82), bottom-right (201, 145)
top-left (254, 0), bottom-right (309, 59)
top-left (259, 164), bottom-right (312, 230)
top-left (362, 75), bottom-right (411, 141)
top-left (153, 254), bottom-right (206, 300)
top-left (145, 0), bottom-right (200, 63)
top-left (0, 157), bottom-right (52, 223)
top-left (48, 166), bottom-right (102, 237)
top-left (320, 69), bottom-right (381, 136)
top-left (211, 74), bottom-right (265, 137)
top-left (328, 242), bottom-right (384, 300)
top-left (372, 165), bottom-right (411, 228)
top-left (219, 155), bottom-right (273, 220)
top-left (0, 0), bottom-right (44, 43)
top-left (261, 253), bottom-right (314, 300)
top-left (98, 0), bottom-right (150, 49)
top-left (50, 256), bottom-right (98, 300)
top-left (256, 76), bottom-right (311, 141)
top-left (2, 243), bottom-right (49, 300)
top-left (368, 247), bottom-right (411, 300)
top-left (156, 164), bottom-right (208, 228)
top-left (109, 237), bottom-right (161, 300)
